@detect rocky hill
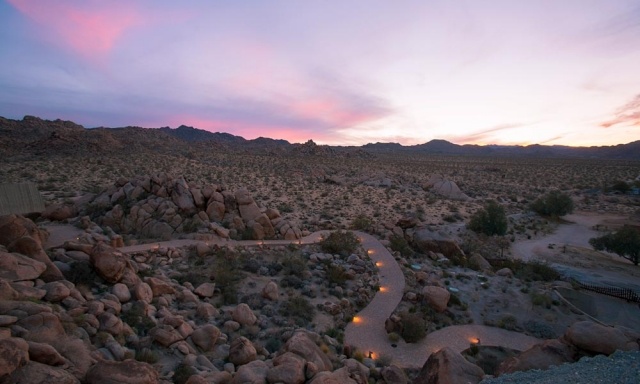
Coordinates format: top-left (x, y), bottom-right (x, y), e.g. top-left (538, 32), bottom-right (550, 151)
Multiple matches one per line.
top-left (3, 115), bottom-right (639, 160)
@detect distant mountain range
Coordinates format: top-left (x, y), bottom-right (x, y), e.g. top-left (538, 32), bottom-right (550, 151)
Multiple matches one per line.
top-left (1, 115), bottom-right (639, 160)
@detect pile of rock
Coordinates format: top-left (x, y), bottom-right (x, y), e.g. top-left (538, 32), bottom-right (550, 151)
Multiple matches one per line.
top-left (0, 214), bottom-right (385, 383)
top-left (83, 173), bottom-right (303, 241)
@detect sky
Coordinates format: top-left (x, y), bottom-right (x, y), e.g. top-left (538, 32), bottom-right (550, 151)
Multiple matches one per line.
top-left (1, 0), bottom-right (639, 146)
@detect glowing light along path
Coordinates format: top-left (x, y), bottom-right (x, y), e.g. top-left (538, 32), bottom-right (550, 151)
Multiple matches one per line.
top-left (344, 232), bottom-right (406, 365)
top-left (118, 230), bottom-right (541, 368)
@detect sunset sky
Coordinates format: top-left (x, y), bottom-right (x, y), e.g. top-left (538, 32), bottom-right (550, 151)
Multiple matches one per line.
top-left (1, 0), bottom-right (639, 146)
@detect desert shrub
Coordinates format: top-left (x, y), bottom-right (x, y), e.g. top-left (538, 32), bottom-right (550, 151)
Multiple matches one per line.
top-left (376, 353), bottom-right (393, 367)
top-left (282, 252), bottom-right (307, 275)
top-left (389, 234), bottom-right (413, 256)
top-left (468, 200), bottom-right (508, 236)
top-left (121, 302), bottom-right (156, 336)
top-left (279, 295), bottom-right (315, 325)
top-left (135, 348), bottom-right (159, 363)
top-left (497, 315), bottom-right (518, 330)
top-left (530, 190), bottom-right (574, 218)
top-left (400, 312), bottom-right (426, 343)
top-left (524, 320), bottom-right (556, 339)
top-left (530, 292), bottom-right (553, 308)
top-left (490, 259), bottom-right (559, 282)
top-left (265, 337), bottom-right (282, 353)
top-left (325, 328), bottom-right (344, 344)
top-left (280, 275), bottom-right (304, 289)
top-left (611, 180), bottom-right (631, 194)
top-left (351, 214), bottom-right (373, 231)
top-left (325, 263), bottom-right (348, 286)
top-left (173, 363), bottom-right (195, 384)
top-left (320, 230), bottom-right (360, 256)
top-left (589, 225), bottom-right (640, 265)
top-left (65, 261), bottom-right (98, 287)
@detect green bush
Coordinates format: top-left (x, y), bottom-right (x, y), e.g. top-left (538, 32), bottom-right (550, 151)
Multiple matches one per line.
top-left (282, 252), bottom-right (307, 275)
top-left (320, 230), bottom-right (360, 256)
top-left (400, 312), bottom-right (426, 343)
top-left (530, 190), bottom-right (574, 218)
top-left (326, 263), bottom-right (348, 286)
top-left (351, 214), bottom-right (373, 231)
top-left (172, 363), bottom-right (195, 384)
top-left (589, 225), bottom-right (640, 265)
top-left (279, 296), bottom-right (315, 325)
top-left (389, 234), bottom-right (413, 256)
top-left (497, 315), bottom-right (518, 330)
top-left (468, 200), bottom-right (508, 236)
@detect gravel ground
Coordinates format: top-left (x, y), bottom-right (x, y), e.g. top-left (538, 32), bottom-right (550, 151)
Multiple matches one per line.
top-left (481, 350), bottom-right (640, 384)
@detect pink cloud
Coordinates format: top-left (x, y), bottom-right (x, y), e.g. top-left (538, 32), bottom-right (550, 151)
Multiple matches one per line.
top-left (8, 0), bottom-right (145, 59)
top-left (601, 94), bottom-right (640, 128)
top-left (289, 96), bottom-right (388, 128)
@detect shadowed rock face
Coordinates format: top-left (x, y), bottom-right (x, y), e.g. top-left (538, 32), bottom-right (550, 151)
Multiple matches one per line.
top-left (414, 347), bottom-right (485, 384)
top-left (497, 339), bottom-right (577, 375)
top-left (85, 359), bottom-right (158, 384)
top-left (411, 228), bottom-right (467, 264)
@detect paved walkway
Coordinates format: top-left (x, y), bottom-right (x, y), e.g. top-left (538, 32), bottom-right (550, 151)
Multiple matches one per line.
top-left (46, 225), bottom-right (541, 368)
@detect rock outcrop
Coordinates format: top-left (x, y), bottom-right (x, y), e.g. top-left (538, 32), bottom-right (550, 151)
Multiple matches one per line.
top-left (414, 347), bottom-right (485, 384)
top-left (84, 173), bottom-right (302, 241)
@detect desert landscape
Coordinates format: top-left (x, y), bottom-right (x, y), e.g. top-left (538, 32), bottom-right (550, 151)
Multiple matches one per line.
top-left (0, 116), bottom-right (639, 383)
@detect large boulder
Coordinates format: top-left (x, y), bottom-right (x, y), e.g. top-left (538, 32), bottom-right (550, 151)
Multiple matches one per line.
top-left (412, 229), bottom-right (466, 264)
top-left (381, 365), bottom-right (408, 384)
top-left (229, 336), bottom-right (257, 366)
top-left (7, 360), bottom-right (79, 384)
top-left (170, 177), bottom-right (197, 214)
top-left (235, 189), bottom-right (262, 223)
top-left (497, 339), bottom-right (577, 375)
top-left (0, 337), bottom-right (29, 377)
top-left (261, 281), bottom-right (279, 301)
top-left (85, 359), bottom-right (158, 384)
top-left (8, 236), bottom-right (65, 282)
top-left (0, 251), bottom-right (46, 282)
top-left (17, 312), bottom-right (66, 343)
top-left (424, 175), bottom-right (470, 201)
top-left (414, 347), bottom-right (484, 384)
top-left (468, 253), bottom-right (491, 272)
top-left (564, 321), bottom-right (639, 355)
top-left (422, 286), bottom-right (451, 313)
top-left (232, 303), bottom-right (257, 326)
top-left (42, 204), bottom-right (77, 221)
top-left (190, 324), bottom-right (221, 352)
top-left (282, 331), bottom-right (333, 372)
top-left (267, 352), bottom-right (306, 384)
top-left (231, 360), bottom-right (268, 384)
top-left (0, 214), bottom-right (48, 248)
top-left (144, 277), bottom-right (176, 297)
top-left (27, 341), bottom-right (67, 366)
top-left (90, 244), bottom-right (128, 283)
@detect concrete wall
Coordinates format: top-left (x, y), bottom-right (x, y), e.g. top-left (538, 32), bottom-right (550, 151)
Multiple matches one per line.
top-left (0, 183), bottom-right (45, 215)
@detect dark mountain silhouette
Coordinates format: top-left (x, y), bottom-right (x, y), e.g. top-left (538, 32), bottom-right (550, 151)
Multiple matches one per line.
top-left (1, 115), bottom-right (638, 160)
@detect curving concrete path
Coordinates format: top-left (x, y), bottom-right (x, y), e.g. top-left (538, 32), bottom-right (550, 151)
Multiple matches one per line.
top-left (49, 225), bottom-right (541, 368)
